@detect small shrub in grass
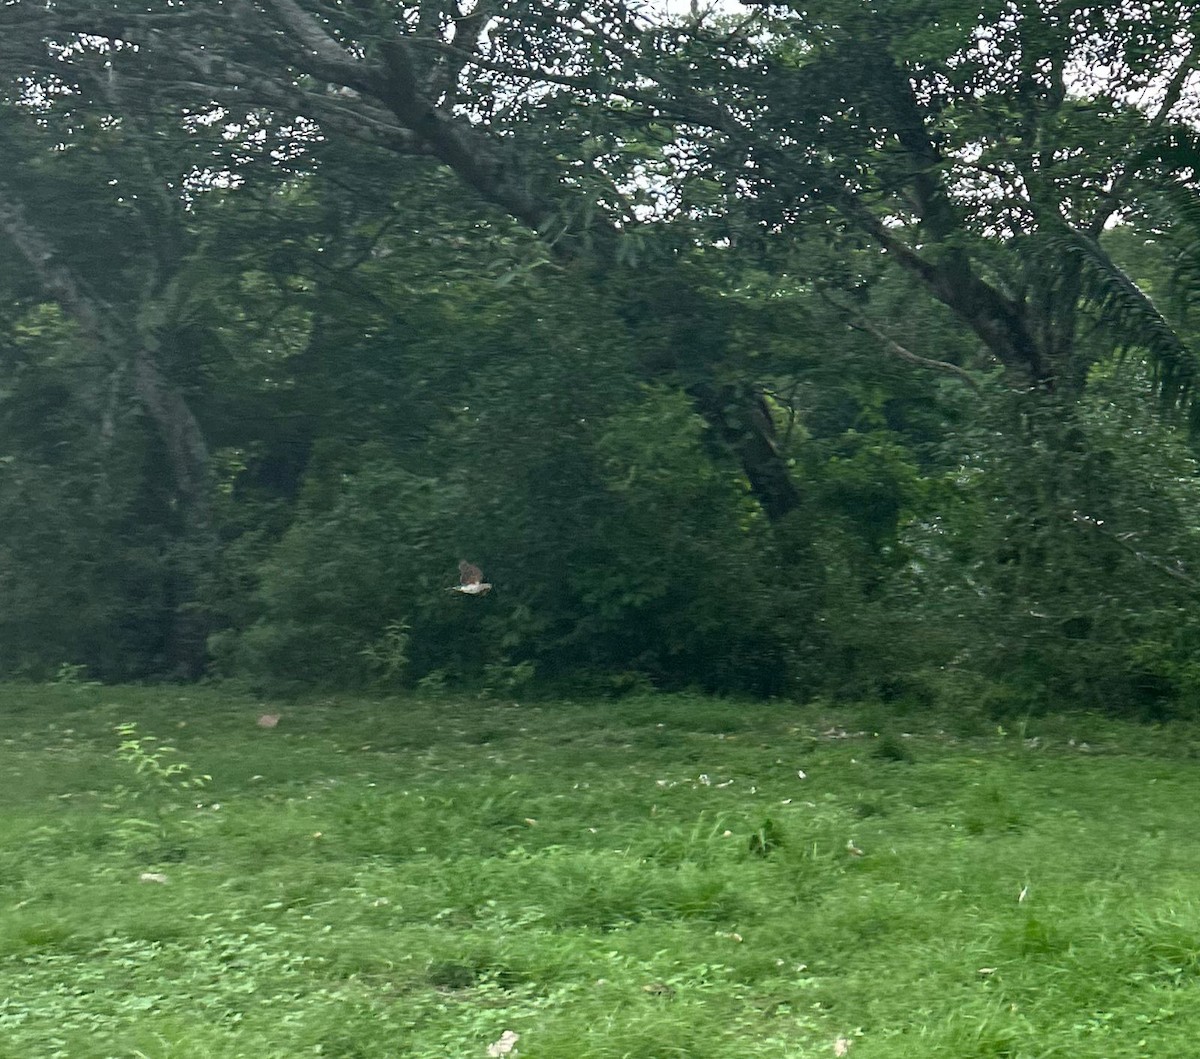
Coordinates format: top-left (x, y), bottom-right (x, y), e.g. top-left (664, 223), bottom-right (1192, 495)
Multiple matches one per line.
top-left (113, 722), bottom-right (210, 800)
top-left (1016, 916), bottom-right (1069, 956)
top-left (748, 818), bottom-right (784, 857)
top-left (641, 812), bottom-right (735, 867)
top-left (962, 782), bottom-right (1026, 835)
top-left (427, 959), bottom-right (481, 990)
top-left (871, 732), bottom-right (914, 763)
top-left (2, 918), bottom-right (74, 955)
top-left (359, 618), bottom-right (413, 687)
top-left (110, 721), bottom-right (211, 856)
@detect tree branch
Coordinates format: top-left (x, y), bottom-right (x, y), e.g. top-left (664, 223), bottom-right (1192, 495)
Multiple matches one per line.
top-left (845, 204), bottom-right (1044, 381)
top-left (1089, 37), bottom-right (1200, 237)
top-left (0, 183), bottom-right (119, 353)
top-left (1072, 511), bottom-right (1199, 588)
top-left (373, 35), bottom-right (561, 232)
top-left (251, 0), bottom-right (381, 91)
top-left (828, 297), bottom-right (980, 392)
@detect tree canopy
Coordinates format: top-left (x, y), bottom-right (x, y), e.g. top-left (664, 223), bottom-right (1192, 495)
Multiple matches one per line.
top-left (1, 1), bottom-right (1199, 709)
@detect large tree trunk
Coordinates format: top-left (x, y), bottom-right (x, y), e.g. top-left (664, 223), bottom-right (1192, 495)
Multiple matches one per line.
top-left (131, 351), bottom-right (214, 677)
top-left (0, 184), bottom-right (215, 676)
top-left (690, 383), bottom-right (801, 521)
top-left (132, 352), bottom-right (213, 535)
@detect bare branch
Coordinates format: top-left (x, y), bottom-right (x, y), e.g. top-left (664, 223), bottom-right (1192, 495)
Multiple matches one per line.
top-left (0, 183), bottom-right (120, 354)
top-left (844, 203), bottom-right (1043, 380)
top-left (1072, 511), bottom-right (1200, 588)
top-left (252, 0), bottom-right (380, 90)
top-left (429, 0), bottom-right (501, 103)
top-left (372, 35), bottom-right (561, 232)
top-left (820, 291), bottom-right (980, 392)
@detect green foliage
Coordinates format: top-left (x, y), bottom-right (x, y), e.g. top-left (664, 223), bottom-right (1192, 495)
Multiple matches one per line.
top-left (50, 663), bottom-right (99, 688)
top-left (231, 379), bottom-right (811, 694)
top-left (221, 463), bottom-right (459, 689)
top-left (1034, 226), bottom-right (1200, 411)
top-left (360, 618), bottom-right (413, 686)
top-left (0, 313), bottom-right (181, 680)
top-left (893, 373), bottom-right (1200, 716)
top-left (4, 0), bottom-right (1200, 713)
top-left (114, 722), bottom-right (210, 798)
top-left (747, 818), bottom-right (785, 857)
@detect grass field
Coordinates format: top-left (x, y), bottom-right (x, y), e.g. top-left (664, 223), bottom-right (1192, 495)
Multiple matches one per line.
top-left (4, 684), bottom-right (1200, 1058)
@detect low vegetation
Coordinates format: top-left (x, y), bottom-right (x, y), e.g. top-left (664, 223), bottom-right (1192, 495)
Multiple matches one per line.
top-left (4, 684), bottom-right (1200, 1058)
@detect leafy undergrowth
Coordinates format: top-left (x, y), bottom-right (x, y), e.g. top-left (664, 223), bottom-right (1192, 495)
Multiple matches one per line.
top-left (3, 685), bottom-right (1200, 1058)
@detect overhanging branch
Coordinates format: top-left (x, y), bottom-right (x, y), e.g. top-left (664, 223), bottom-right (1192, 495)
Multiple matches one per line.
top-left (823, 294), bottom-right (980, 392)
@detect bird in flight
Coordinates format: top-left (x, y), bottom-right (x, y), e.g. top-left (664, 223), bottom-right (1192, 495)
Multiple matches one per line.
top-left (450, 559), bottom-right (492, 596)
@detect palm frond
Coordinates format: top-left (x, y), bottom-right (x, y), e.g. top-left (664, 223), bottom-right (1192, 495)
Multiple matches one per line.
top-left (1155, 182), bottom-right (1200, 323)
top-left (1133, 125), bottom-right (1200, 177)
top-left (1132, 126), bottom-right (1200, 320)
top-left (1047, 226), bottom-right (1198, 421)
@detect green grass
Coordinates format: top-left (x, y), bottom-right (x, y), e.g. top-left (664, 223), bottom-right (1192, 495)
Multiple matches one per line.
top-left (3, 684), bottom-right (1200, 1057)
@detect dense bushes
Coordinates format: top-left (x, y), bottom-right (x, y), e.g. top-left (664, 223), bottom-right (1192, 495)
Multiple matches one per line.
top-left (9, 297), bottom-right (1200, 713)
top-left (218, 384), bottom-right (818, 696)
top-left (887, 380), bottom-right (1200, 717)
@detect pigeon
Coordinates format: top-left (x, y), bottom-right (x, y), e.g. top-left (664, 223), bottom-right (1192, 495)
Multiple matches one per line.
top-left (449, 559), bottom-right (492, 596)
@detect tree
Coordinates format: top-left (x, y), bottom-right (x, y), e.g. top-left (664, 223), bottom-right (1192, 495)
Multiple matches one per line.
top-left (3, 0), bottom-right (1200, 699)
top-left (0, 27), bottom-right (330, 673)
top-left (8, 1), bottom-right (1196, 387)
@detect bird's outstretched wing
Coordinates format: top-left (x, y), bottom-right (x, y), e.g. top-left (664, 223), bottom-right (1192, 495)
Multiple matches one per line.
top-left (450, 560), bottom-right (492, 596)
